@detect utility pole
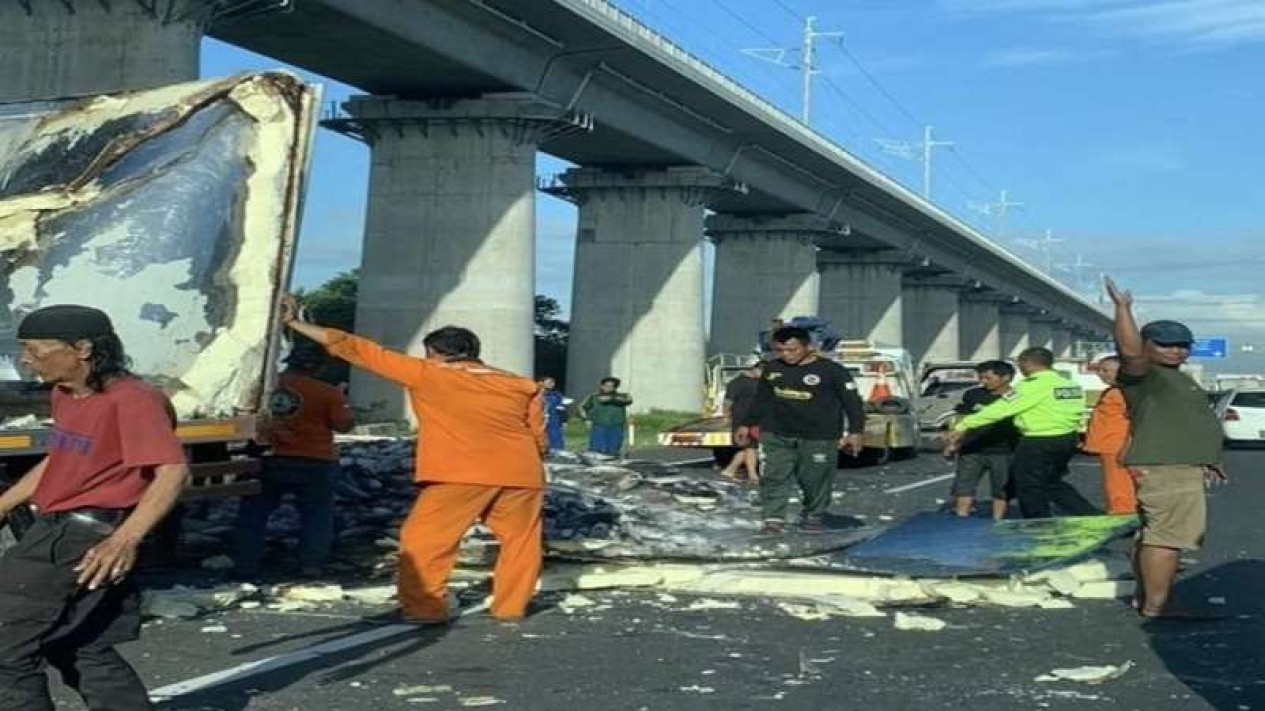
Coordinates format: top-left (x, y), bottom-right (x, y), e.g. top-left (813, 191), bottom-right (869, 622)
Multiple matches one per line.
top-left (1055, 252), bottom-right (1095, 292)
top-left (1017, 228), bottom-right (1064, 274)
top-left (742, 15), bottom-right (842, 125)
top-left (876, 125), bottom-right (955, 199)
top-left (967, 189), bottom-right (1024, 240)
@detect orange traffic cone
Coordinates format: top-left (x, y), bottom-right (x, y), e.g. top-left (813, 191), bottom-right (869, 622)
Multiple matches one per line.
top-left (869, 368), bottom-right (893, 401)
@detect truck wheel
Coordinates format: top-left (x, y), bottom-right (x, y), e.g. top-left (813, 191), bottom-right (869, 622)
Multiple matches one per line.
top-left (712, 447), bottom-right (738, 468)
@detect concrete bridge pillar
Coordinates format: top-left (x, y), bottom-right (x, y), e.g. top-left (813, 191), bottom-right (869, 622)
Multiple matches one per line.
top-left (999, 306), bottom-right (1032, 359)
top-left (545, 167), bottom-right (743, 414)
top-left (707, 214), bottom-right (844, 355)
top-left (1029, 318), bottom-right (1056, 352)
top-left (327, 95), bottom-right (589, 420)
top-left (959, 291), bottom-right (1006, 362)
top-left (903, 276), bottom-right (965, 368)
top-left (0, 0), bottom-right (205, 102)
top-left (1052, 326), bottom-right (1075, 359)
top-left (818, 250), bottom-right (908, 347)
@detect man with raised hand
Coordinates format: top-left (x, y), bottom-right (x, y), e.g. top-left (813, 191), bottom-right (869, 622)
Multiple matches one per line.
top-left (1104, 278), bottom-right (1226, 620)
top-left (279, 295), bottom-right (547, 624)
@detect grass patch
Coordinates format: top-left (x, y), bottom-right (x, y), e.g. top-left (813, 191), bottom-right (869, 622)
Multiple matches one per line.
top-left (562, 409), bottom-right (699, 453)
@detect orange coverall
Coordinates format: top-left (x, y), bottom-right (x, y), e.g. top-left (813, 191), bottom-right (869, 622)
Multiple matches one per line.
top-left (326, 331), bottom-right (547, 621)
top-left (1083, 387), bottom-right (1137, 514)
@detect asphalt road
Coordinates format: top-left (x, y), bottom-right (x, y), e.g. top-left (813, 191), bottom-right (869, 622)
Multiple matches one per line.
top-left (50, 448), bottom-right (1265, 711)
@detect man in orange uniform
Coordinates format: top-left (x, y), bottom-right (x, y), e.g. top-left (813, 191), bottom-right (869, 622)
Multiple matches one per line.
top-left (280, 295), bottom-right (547, 622)
top-left (1084, 353), bottom-right (1137, 514)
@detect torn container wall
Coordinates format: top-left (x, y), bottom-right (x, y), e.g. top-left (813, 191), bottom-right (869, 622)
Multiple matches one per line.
top-left (0, 72), bottom-right (318, 421)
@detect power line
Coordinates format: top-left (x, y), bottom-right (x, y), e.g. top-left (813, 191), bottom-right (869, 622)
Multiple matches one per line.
top-left (834, 42), bottom-right (922, 131)
top-left (704, 0), bottom-right (781, 46)
top-left (771, 0), bottom-right (804, 22)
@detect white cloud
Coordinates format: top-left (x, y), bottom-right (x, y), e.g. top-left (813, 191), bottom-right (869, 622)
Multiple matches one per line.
top-left (944, 0), bottom-right (1265, 49)
top-left (1101, 144), bottom-right (1186, 173)
top-left (983, 46), bottom-right (1114, 66)
top-left (1130, 290), bottom-right (1265, 368)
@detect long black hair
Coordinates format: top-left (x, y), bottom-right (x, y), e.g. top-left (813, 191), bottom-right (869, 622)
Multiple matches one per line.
top-left (82, 332), bottom-right (133, 392)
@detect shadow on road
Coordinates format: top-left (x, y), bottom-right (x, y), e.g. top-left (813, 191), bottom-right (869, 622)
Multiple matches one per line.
top-left (155, 621), bottom-right (448, 711)
top-left (1147, 559), bottom-right (1265, 710)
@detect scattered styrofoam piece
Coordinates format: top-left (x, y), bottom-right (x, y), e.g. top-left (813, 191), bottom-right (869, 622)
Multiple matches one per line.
top-left (893, 611), bottom-right (946, 631)
top-left (539, 565), bottom-right (666, 592)
top-left (1036, 660), bottom-right (1133, 684)
top-left (1071, 580), bottom-right (1135, 600)
top-left (343, 586), bottom-right (397, 605)
top-left (278, 584), bottom-right (345, 603)
top-left (685, 598), bottom-right (742, 611)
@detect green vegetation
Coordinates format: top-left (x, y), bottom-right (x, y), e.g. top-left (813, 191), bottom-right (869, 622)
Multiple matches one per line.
top-left (560, 408), bottom-right (698, 453)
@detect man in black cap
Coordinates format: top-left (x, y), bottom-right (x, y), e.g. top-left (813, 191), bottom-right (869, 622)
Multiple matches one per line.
top-left (1105, 278), bottom-right (1226, 620)
top-left (0, 305), bottom-right (189, 710)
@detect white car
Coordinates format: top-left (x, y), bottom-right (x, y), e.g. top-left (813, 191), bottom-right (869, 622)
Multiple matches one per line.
top-left (1219, 389), bottom-right (1265, 445)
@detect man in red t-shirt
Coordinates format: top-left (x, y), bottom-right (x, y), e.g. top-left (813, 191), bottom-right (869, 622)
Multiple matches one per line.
top-left (233, 343), bottom-right (354, 578)
top-left (0, 305), bottom-right (189, 711)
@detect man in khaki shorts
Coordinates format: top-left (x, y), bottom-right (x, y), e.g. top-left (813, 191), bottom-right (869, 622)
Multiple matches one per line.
top-left (1105, 278), bottom-right (1227, 620)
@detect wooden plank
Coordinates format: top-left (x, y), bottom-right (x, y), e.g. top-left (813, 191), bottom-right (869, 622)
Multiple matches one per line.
top-left (181, 481), bottom-right (261, 502)
top-left (189, 459), bottom-right (262, 480)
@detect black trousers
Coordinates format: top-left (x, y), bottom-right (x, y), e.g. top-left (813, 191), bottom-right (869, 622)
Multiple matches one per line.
top-left (1012, 434), bottom-right (1100, 518)
top-left (0, 515), bottom-right (150, 711)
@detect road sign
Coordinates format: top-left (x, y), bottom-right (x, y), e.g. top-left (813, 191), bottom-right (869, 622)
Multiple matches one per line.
top-left (1190, 337), bottom-right (1229, 358)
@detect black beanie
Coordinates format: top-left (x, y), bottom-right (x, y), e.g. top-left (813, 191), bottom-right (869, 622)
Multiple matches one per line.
top-left (17, 305), bottom-right (115, 342)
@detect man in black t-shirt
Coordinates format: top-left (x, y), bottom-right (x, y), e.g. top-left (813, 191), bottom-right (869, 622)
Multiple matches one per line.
top-left (720, 362), bottom-right (763, 482)
top-left (946, 360), bottom-right (1019, 520)
top-left (736, 327), bottom-right (865, 532)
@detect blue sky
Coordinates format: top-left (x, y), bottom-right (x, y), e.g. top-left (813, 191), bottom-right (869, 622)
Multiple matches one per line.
top-left (202, 0), bottom-right (1264, 370)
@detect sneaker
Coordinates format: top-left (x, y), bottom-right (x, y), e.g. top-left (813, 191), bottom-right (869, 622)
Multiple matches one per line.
top-left (760, 520), bottom-right (786, 534)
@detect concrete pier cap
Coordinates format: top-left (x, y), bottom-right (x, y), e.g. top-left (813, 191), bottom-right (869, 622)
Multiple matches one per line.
top-left (902, 273), bottom-right (972, 368)
top-left (706, 213), bottom-right (849, 355)
top-left (542, 166), bottom-right (746, 414)
top-left (324, 94), bottom-right (591, 422)
top-left (817, 249), bottom-right (917, 348)
top-left (1028, 314), bottom-right (1059, 351)
top-left (959, 289), bottom-right (1012, 362)
top-left (0, 0), bottom-right (215, 102)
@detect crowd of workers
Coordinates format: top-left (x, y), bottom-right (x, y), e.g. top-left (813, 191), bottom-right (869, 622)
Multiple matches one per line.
top-left (0, 275), bottom-right (1228, 708)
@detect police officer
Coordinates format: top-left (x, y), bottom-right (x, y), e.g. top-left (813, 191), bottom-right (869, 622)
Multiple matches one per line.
top-left (946, 347), bottom-right (1098, 519)
top-left (0, 305), bottom-right (190, 710)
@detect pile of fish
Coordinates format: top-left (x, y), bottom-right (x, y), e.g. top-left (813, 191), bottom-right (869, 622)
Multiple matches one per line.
top-left (178, 438), bottom-right (874, 568)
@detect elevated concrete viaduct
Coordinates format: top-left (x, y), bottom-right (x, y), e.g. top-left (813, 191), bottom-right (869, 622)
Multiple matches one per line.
top-left (6, 0), bottom-right (1112, 417)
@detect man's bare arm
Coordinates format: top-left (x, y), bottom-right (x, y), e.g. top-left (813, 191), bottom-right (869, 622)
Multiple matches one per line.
top-left (0, 457), bottom-right (48, 520)
top-left (1105, 276), bottom-right (1148, 377)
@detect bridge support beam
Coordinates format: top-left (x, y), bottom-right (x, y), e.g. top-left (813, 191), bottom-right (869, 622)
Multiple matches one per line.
top-left (546, 167), bottom-right (742, 414)
top-left (328, 95), bottom-right (588, 421)
top-left (1052, 326), bottom-right (1075, 359)
top-left (1029, 318), bottom-right (1056, 352)
top-left (959, 292), bottom-right (1006, 362)
top-left (903, 276), bottom-right (965, 368)
top-left (818, 251), bottom-right (908, 347)
top-left (707, 214), bottom-right (844, 355)
top-left (0, 1), bottom-right (204, 102)
top-left (999, 307), bottom-right (1032, 358)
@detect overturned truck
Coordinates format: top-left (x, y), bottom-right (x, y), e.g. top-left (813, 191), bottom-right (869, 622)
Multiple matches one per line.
top-left (0, 72), bottom-right (319, 554)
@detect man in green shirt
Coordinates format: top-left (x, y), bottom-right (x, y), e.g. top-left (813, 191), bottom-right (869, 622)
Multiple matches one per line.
top-left (946, 347), bottom-right (1097, 518)
top-left (580, 377), bottom-right (633, 457)
top-left (1105, 278), bottom-right (1226, 620)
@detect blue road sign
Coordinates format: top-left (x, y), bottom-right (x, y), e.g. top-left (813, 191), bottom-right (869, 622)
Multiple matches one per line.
top-left (1190, 337), bottom-right (1229, 358)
